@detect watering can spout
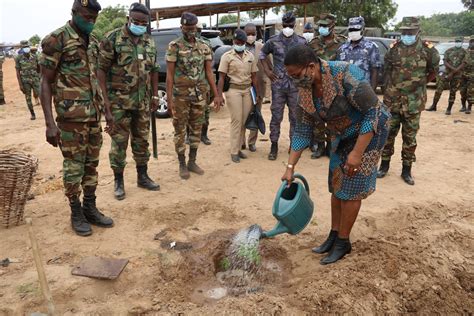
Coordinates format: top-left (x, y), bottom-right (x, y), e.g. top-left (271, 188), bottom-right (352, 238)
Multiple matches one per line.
top-left (261, 221), bottom-right (289, 239)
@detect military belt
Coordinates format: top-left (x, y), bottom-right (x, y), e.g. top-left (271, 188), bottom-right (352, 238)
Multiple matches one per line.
top-left (229, 83), bottom-right (251, 90)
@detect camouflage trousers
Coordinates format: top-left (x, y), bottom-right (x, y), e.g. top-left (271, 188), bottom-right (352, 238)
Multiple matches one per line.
top-left (173, 96), bottom-right (205, 154)
top-left (270, 85), bottom-right (298, 143)
top-left (109, 108), bottom-right (150, 172)
top-left (58, 121), bottom-right (102, 200)
top-left (467, 78), bottom-right (474, 105)
top-left (0, 64), bottom-right (4, 100)
top-left (434, 76), bottom-right (467, 104)
top-left (21, 79), bottom-right (40, 112)
top-left (382, 111), bottom-right (420, 166)
top-left (203, 103), bottom-right (211, 127)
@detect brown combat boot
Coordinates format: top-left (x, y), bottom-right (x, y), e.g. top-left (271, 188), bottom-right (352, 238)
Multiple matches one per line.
top-left (187, 148), bottom-right (204, 175)
top-left (178, 154), bottom-right (190, 179)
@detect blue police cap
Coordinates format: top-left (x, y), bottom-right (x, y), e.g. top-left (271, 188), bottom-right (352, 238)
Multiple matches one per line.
top-left (234, 29), bottom-right (247, 42)
top-left (282, 12), bottom-right (296, 24)
top-left (348, 16), bottom-right (365, 30)
top-left (304, 22), bottom-right (314, 31)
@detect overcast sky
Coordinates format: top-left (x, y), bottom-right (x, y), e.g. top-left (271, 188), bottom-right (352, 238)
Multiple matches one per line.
top-left (0, 0), bottom-right (465, 43)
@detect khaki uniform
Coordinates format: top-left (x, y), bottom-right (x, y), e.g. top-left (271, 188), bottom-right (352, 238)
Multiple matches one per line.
top-left (166, 36), bottom-right (212, 154)
top-left (0, 52), bottom-right (4, 102)
top-left (219, 49), bottom-right (257, 155)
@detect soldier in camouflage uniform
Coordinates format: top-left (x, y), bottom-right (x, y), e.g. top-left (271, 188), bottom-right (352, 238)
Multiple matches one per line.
top-left (15, 40), bottom-right (40, 120)
top-left (377, 17), bottom-right (439, 185)
top-left (98, 3), bottom-right (160, 200)
top-left (309, 13), bottom-right (346, 159)
top-left (427, 37), bottom-right (467, 114)
top-left (166, 12), bottom-right (223, 179)
top-left (0, 50), bottom-right (5, 105)
top-left (40, 0), bottom-right (113, 236)
top-left (464, 36), bottom-right (474, 114)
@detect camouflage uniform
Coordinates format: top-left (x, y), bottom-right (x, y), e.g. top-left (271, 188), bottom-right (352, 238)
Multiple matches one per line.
top-left (199, 36), bottom-right (212, 127)
top-left (382, 37), bottom-right (439, 165)
top-left (444, 45), bottom-right (467, 104)
top-left (0, 52), bottom-right (4, 103)
top-left (15, 52), bottom-right (40, 113)
top-left (40, 22), bottom-right (103, 200)
top-left (464, 39), bottom-right (474, 113)
top-left (260, 32), bottom-right (307, 144)
top-left (309, 33), bottom-right (346, 144)
top-left (98, 25), bottom-right (159, 172)
top-left (166, 36), bottom-right (212, 154)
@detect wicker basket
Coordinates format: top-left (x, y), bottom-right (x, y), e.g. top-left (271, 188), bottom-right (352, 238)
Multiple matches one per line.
top-left (0, 151), bottom-right (39, 228)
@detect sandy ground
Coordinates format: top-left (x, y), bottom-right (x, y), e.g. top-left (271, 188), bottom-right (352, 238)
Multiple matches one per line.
top-left (0, 57), bottom-right (473, 315)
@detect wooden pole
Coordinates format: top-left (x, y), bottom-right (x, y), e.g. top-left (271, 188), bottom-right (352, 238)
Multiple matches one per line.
top-left (26, 218), bottom-right (56, 316)
top-left (304, 5), bottom-right (307, 24)
top-left (263, 9), bottom-right (266, 42)
top-left (209, 13), bottom-right (212, 29)
top-left (216, 13), bottom-right (219, 28)
top-left (156, 11), bottom-right (160, 29)
top-left (237, 7), bottom-right (241, 28)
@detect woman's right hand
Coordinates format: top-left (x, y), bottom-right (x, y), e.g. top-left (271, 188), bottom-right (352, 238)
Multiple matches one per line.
top-left (281, 167), bottom-right (295, 187)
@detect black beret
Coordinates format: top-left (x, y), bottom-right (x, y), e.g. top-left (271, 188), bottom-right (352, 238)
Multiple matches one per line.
top-left (234, 29), bottom-right (247, 42)
top-left (129, 2), bottom-right (150, 15)
top-left (73, 0), bottom-right (101, 12)
top-left (181, 12), bottom-right (198, 26)
top-left (282, 11), bottom-right (296, 24)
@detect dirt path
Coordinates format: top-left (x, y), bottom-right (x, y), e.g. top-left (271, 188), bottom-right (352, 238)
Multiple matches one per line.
top-left (0, 58), bottom-right (472, 314)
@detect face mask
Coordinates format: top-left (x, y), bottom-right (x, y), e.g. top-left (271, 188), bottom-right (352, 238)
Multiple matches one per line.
top-left (233, 44), bottom-right (246, 53)
top-left (23, 47), bottom-right (31, 54)
top-left (348, 31), bottom-right (362, 42)
top-left (292, 66), bottom-right (314, 89)
top-left (129, 23), bottom-right (147, 36)
top-left (303, 33), bottom-right (314, 42)
top-left (282, 27), bottom-right (294, 37)
top-left (401, 35), bottom-right (417, 46)
top-left (318, 26), bottom-right (330, 37)
top-left (455, 42), bottom-right (462, 48)
top-left (183, 30), bottom-right (196, 40)
top-left (73, 13), bottom-right (95, 35)
top-left (246, 35), bottom-right (256, 45)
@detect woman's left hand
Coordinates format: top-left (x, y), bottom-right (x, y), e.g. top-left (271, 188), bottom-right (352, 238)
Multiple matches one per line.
top-left (344, 150), bottom-right (362, 177)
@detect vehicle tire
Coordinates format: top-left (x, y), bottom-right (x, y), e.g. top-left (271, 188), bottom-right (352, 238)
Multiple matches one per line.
top-left (155, 85), bottom-right (170, 119)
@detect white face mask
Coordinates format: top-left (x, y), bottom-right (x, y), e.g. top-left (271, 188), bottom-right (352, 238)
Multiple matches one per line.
top-left (303, 33), bottom-right (314, 42)
top-left (282, 27), bottom-right (294, 37)
top-left (348, 31), bottom-right (362, 42)
top-left (455, 42), bottom-right (462, 48)
top-left (246, 35), bottom-right (256, 44)
top-left (23, 47), bottom-right (31, 54)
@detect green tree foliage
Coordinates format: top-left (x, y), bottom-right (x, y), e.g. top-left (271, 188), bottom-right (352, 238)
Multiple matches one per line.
top-left (461, 0), bottom-right (473, 10)
top-left (92, 5), bottom-right (128, 40)
top-left (219, 14), bottom-right (248, 25)
top-left (395, 11), bottom-right (474, 36)
top-left (277, 0), bottom-right (398, 28)
top-left (29, 35), bottom-right (41, 46)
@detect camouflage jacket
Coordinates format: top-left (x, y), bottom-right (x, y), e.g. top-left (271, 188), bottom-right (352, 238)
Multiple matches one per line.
top-left (383, 39), bottom-right (440, 114)
top-left (166, 36), bottom-right (212, 101)
top-left (15, 53), bottom-right (40, 83)
top-left (463, 50), bottom-right (474, 80)
top-left (309, 33), bottom-right (346, 61)
top-left (40, 22), bottom-right (102, 123)
top-left (444, 47), bottom-right (467, 78)
top-left (99, 25), bottom-right (159, 111)
top-left (260, 33), bottom-right (307, 89)
top-left (0, 52), bottom-right (4, 64)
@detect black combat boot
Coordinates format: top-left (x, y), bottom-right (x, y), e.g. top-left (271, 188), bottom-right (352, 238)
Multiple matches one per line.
top-left (320, 237), bottom-right (352, 265)
top-left (311, 142), bottom-right (326, 159)
top-left (377, 160), bottom-right (390, 178)
top-left (137, 165), bottom-right (160, 191)
top-left (30, 109), bottom-right (36, 120)
top-left (268, 142), bottom-right (278, 161)
top-left (401, 164), bottom-right (415, 185)
top-left (445, 102), bottom-right (454, 115)
top-left (82, 187), bottom-right (114, 227)
top-left (178, 154), bottom-right (190, 179)
top-left (460, 99), bottom-right (467, 112)
top-left (201, 124), bottom-right (211, 145)
top-left (426, 99), bottom-right (439, 111)
top-left (466, 103), bottom-right (472, 114)
top-left (70, 197), bottom-right (92, 236)
top-left (312, 230), bottom-right (338, 254)
top-left (0, 98), bottom-right (5, 105)
top-left (114, 171), bottom-right (125, 200)
top-left (187, 148), bottom-right (204, 175)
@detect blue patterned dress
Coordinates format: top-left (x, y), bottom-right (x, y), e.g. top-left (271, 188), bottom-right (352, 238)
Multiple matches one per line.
top-left (292, 60), bottom-right (391, 200)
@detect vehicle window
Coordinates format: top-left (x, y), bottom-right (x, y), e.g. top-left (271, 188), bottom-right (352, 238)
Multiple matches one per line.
top-left (372, 40), bottom-right (388, 55)
top-left (153, 34), bottom-right (179, 58)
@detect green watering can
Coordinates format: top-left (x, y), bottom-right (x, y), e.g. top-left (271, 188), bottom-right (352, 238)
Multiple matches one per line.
top-left (261, 174), bottom-right (314, 238)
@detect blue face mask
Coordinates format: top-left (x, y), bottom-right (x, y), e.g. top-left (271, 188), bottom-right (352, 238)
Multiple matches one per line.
top-left (129, 23), bottom-right (147, 36)
top-left (401, 35), bottom-right (417, 46)
top-left (23, 47), bottom-right (31, 54)
top-left (318, 26), bottom-right (330, 37)
top-left (233, 44), bottom-right (246, 52)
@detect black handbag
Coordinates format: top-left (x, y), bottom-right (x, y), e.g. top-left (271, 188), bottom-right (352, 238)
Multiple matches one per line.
top-left (245, 87), bottom-right (266, 134)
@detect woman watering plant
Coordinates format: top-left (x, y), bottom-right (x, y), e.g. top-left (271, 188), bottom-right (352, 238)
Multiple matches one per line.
top-left (217, 29), bottom-right (261, 163)
top-left (281, 45), bottom-right (391, 265)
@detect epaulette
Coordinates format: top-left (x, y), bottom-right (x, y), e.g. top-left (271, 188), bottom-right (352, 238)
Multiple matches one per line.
top-left (423, 40), bottom-right (434, 49)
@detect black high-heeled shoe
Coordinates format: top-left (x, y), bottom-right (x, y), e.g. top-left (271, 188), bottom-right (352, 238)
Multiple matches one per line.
top-left (312, 230), bottom-right (338, 254)
top-left (320, 237), bottom-right (352, 265)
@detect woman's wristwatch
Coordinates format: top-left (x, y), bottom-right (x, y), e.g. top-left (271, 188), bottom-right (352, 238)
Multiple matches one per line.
top-left (287, 164), bottom-right (294, 169)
